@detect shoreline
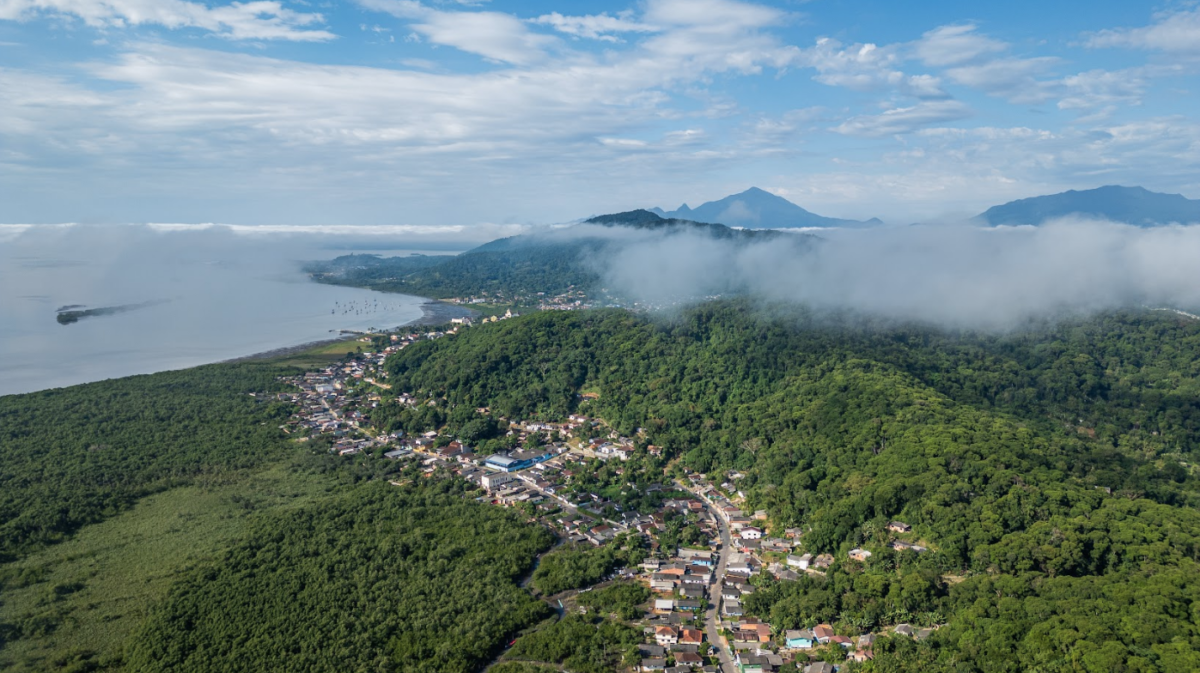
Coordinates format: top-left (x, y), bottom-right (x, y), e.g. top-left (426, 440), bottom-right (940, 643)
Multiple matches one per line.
top-left (222, 300), bottom-right (479, 363)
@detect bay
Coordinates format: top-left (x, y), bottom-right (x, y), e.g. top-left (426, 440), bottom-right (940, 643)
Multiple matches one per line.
top-left (0, 225), bottom-right (458, 397)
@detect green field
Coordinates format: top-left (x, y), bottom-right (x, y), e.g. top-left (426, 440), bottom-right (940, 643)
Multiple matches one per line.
top-left (0, 461), bottom-right (335, 672)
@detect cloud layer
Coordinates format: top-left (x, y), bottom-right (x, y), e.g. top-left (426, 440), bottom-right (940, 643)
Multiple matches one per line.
top-left (590, 221), bottom-right (1200, 330)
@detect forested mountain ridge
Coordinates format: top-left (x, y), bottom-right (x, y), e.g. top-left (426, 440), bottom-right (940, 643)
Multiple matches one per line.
top-left (305, 210), bottom-right (794, 304)
top-left (379, 303), bottom-right (1200, 671)
top-left (979, 185), bottom-right (1200, 226)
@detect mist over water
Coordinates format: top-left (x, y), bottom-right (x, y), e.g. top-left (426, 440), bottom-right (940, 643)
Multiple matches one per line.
top-left (0, 223), bottom-right (486, 397)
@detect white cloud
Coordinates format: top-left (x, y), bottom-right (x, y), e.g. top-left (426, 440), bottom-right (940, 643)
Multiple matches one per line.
top-left (531, 11), bottom-right (656, 42)
top-left (1058, 68), bottom-right (1148, 112)
top-left (643, 0), bottom-right (784, 30)
top-left (914, 24), bottom-right (1007, 67)
top-left (1087, 8), bottom-right (1200, 54)
top-left (945, 56), bottom-right (1059, 104)
top-left (835, 100), bottom-right (972, 137)
top-left (796, 37), bottom-right (946, 98)
top-left (0, 0), bottom-right (334, 41)
top-left (359, 0), bottom-right (555, 64)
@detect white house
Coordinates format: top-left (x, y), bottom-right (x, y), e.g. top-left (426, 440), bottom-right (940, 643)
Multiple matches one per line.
top-left (739, 527), bottom-right (763, 540)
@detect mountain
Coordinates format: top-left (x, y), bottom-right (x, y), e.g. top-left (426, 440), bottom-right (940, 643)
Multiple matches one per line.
top-left (308, 209), bottom-right (788, 303)
top-left (979, 185), bottom-right (1200, 226)
top-left (652, 187), bottom-right (882, 229)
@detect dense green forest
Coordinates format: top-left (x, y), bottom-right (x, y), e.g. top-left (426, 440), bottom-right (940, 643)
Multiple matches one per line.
top-left (502, 614), bottom-right (642, 673)
top-left (124, 481), bottom-right (553, 673)
top-left (0, 360), bottom-right (556, 673)
top-left (0, 364), bottom-right (295, 562)
top-left (576, 581), bottom-right (652, 620)
top-left (379, 302), bottom-right (1200, 671)
top-left (531, 535), bottom-right (645, 596)
top-left (7, 299), bottom-right (1200, 672)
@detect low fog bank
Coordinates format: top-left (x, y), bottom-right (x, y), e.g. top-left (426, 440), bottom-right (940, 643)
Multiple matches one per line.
top-left (587, 218), bottom-right (1200, 331)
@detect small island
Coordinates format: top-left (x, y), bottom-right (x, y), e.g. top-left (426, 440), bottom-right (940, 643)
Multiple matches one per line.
top-left (56, 300), bottom-right (168, 325)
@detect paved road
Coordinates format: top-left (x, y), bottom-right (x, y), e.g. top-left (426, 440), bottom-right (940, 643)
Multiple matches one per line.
top-left (680, 481), bottom-right (739, 673)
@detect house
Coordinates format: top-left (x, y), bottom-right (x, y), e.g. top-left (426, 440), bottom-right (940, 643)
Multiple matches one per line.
top-left (804, 663), bottom-right (835, 673)
top-left (655, 599), bottom-right (675, 614)
top-left (675, 600), bottom-right (702, 612)
top-left (739, 527), bottom-right (763, 540)
top-left (638, 644), bottom-right (666, 658)
top-left (830, 635), bottom-right (854, 648)
top-left (786, 553), bottom-right (811, 570)
top-left (894, 624), bottom-right (915, 637)
top-left (785, 629), bottom-right (815, 650)
top-left (858, 633), bottom-right (876, 649)
top-left (852, 649), bottom-right (875, 663)
top-left (655, 626), bottom-right (679, 646)
top-left (738, 623), bottom-right (771, 642)
top-left (680, 628), bottom-right (704, 645)
top-left (722, 599), bottom-right (743, 617)
top-left (676, 652), bottom-right (704, 666)
top-left (813, 554), bottom-right (834, 569)
top-left (812, 624), bottom-right (835, 643)
top-left (848, 548), bottom-right (872, 562)
top-left (888, 521), bottom-right (912, 533)
top-left (641, 659), bottom-right (666, 672)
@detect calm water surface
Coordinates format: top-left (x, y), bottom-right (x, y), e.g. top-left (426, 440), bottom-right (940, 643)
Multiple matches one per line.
top-left (0, 227), bottom-right (441, 396)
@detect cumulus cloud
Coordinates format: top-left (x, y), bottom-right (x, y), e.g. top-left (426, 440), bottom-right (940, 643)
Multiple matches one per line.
top-left (0, 0), bottom-right (334, 40)
top-left (797, 37), bottom-right (947, 98)
top-left (590, 220), bottom-right (1200, 330)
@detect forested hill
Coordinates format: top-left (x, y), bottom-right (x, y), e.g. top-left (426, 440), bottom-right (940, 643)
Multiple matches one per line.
top-left (305, 210), bottom-right (789, 304)
top-left (381, 303), bottom-right (1200, 671)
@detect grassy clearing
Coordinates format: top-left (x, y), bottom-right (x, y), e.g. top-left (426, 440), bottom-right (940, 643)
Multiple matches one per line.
top-left (266, 337), bottom-right (366, 369)
top-left (0, 462), bottom-right (336, 672)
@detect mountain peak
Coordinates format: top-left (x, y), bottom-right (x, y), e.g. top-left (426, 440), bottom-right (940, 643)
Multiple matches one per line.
top-left (654, 187), bottom-right (879, 229)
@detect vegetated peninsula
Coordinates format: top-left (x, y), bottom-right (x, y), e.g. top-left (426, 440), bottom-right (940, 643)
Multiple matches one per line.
top-left (304, 209), bottom-right (793, 309)
top-left (55, 299), bottom-right (168, 325)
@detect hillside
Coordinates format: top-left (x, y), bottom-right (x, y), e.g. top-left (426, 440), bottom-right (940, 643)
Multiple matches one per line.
top-left (380, 303), bottom-right (1200, 671)
top-left (979, 185), bottom-right (1200, 226)
top-left (652, 187), bottom-right (881, 228)
top-left (306, 210), bottom-right (789, 305)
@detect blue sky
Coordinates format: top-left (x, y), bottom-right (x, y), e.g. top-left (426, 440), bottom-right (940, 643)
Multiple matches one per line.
top-left (1, 0), bottom-right (1198, 226)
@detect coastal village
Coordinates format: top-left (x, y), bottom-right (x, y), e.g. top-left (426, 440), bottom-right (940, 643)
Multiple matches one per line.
top-left (278, 316), bottom-right (939, 673)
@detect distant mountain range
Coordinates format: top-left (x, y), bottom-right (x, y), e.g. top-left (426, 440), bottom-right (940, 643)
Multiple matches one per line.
top-left (649, 187), bottom-right (882, 229)
top-left (979, 185), bottom-right (1200, 226)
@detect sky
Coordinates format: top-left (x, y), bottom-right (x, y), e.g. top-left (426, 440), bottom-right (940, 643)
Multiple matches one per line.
top-left (1, 0), bottom-right (1198, 226)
